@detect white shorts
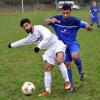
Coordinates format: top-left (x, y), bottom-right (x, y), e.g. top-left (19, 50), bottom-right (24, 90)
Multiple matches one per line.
top-left (43, 40), bottom-right (66, 65)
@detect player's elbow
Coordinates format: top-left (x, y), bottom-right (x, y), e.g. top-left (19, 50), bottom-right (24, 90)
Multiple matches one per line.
top-left (44, 18), bottom-right (51, 26)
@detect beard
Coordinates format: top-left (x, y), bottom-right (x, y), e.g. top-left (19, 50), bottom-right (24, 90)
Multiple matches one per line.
top-left (26, 27), bottom-right (33, 33)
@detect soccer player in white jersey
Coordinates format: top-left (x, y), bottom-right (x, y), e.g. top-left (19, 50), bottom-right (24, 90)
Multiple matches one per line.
top-left (8, 18), bottom-right (71, 96)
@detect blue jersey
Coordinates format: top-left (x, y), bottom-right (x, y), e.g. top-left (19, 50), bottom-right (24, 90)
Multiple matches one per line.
top-left (49, 15), bottom-right (87, 45)
top-left (90, 6), bottom-right (99, 17)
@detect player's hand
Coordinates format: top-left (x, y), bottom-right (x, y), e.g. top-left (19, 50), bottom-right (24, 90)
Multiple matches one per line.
top-left (91, 15), bottom-right (94, 18)
top-left (8, 43), bottom-right (12, 48)
top-left (91, 13), bottom-right (94, 18)
top-left (86, 25), bottom-right (93, 31)
top-left (34, 47), bottom-right (40, 53)
top-left (50, 18), bottom-right (58, 23)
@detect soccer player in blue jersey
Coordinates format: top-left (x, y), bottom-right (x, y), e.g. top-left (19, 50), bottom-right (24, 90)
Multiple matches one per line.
top-left (90, 1), bottom-right (100, 29)
top-left (44, 4), bottom-right (93, 91)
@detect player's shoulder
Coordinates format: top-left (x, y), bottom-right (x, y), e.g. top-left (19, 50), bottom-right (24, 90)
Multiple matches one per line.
top-left (69, 16), bottom-right (81, 24)
top-left (90, 6), bottom-right (93, 9)
top-left (33, 25), bottom-right (43, 32)
top-left (34, 25), bottom-right (49, 31)
top-left (34, 25), bottom-right (44, 29)
top-left (96, 6), bottom-right (99, 9)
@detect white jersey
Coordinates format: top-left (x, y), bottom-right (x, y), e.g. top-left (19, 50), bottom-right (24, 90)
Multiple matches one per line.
top-left (11, 25), bottom-right (66, 65)
top-left (11, 25), bottom-right (58, 49)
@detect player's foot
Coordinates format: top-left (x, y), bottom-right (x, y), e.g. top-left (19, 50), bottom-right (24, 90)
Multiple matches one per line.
top-left (90, 24), bottom-right (93, 27)
top-left (80, 72), bottom-right (85, 81)
top-left (64, 81), bottom-right (71, 90)
top-left (67, 86), bottom-right (74, 93)
top-left (97, 25), bottom-right (100, 28)
top-left (38, 90), bottom-right (50, 96)
top-left (97, 26), bottom-right (100, 31)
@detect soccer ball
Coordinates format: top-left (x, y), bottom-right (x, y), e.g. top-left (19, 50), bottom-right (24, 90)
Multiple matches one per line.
top-left (21, 82), bottom-right (35, 95)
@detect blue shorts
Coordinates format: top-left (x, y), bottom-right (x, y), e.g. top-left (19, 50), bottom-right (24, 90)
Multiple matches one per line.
top-left (64, 41), bottom-right (80, 62)
top-left (90, 16), bottom-right (99, 25)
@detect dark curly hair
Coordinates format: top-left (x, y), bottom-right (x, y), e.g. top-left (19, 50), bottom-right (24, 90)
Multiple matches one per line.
top-left (20, 18), bottom-right (31, 27)
top-left (62, 4), bottom-right (71, 11)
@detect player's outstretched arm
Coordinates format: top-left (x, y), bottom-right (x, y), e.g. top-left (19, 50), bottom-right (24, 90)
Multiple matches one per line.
top-left (8, 37), bottom-right (33, 48)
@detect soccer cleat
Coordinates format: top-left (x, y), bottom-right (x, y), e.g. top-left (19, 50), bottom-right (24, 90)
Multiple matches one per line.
top-left (80, 72), bottom-right (85, 81)
top-left (64, 82), bottom-right (71, 90)
top-left (90, 24), bottom-right (93, 27)
top-left (38, 90), bottom-right (50, 96)
top-left (67, 87), bottom-right (74, 93)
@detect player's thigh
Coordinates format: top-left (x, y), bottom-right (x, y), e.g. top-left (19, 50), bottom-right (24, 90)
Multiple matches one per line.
top-left (64, 48), bottom-right (72, 64)
top-left (70, 43), bottom-right (80, 59)
top-left (55, 40), bottom-right (66, 64)
top-left (56, 51), bottom-right (65, 65)
top-left (43, 49), bottom-right (56, 66)
top-left (91, 17), bottom-right (95, 24)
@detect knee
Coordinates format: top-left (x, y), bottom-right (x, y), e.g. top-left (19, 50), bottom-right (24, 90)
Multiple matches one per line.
top-left (71, 53), bottom-right (79, 60)
top-left (45, 61), bottom-right (53, 71)
top-left (64, 62), bottom-right (71, 69)
top-left (56, 59), bottom-right (63, 65)
top-left (45, 66), bottom-right (52, 71)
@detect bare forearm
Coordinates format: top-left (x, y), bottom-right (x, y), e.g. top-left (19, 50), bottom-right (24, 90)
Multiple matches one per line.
top-left (44, 18), bottom-right (58, 26)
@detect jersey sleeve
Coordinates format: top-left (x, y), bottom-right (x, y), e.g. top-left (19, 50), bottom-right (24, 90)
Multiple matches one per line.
top-left (37, 25), bottom-right (52, 49)
top-left (73, 17), bottom-right (81, 26)
top-left (11, 35), bottom-right (33, 48)
top-left (73, 17), bottom-right (87, 28)
top-left (49, 15), bottom-right (60, 25)
top-left (90, 7), bottom-right (92, 13)
top-left (79, 21), bottom-right (87, 28)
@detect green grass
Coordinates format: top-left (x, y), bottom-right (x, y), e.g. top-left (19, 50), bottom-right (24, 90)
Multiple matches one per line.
top-left (0, 10), bottom-right (100, 100)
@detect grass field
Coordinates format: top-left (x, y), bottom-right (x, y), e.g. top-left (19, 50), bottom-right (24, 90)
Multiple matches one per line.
top-left (0, 10), bottom-right (100, 100)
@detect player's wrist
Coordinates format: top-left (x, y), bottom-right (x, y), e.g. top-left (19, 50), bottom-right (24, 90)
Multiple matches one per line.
top-left (8, 43), bottom-right (12, 48)
top-left (34, 47), bottom-right (40, 53)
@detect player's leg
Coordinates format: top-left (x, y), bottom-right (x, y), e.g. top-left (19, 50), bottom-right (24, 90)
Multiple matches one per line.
top-left (95, 16), bottom-right (100, 30)
top-left (56, 51), bottom-right (71, 90)
top-left (70, 43), bottom-right (85, 81)
top-left (55, 41), bottom-right (71, 90)
top-left (38, 49), bottom-right (55, 96)
top-left (90, 16), bottom-right (95, 27)
top-left (65, 62), bottom-right (74, 92)
top-left (64, 49), bottom-right (74, 92)
top-left (38, 60), bottom-right (53, 96)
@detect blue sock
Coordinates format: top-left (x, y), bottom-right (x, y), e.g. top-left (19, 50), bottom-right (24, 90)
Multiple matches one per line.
top-left (74, 57), bottom-right (83, 74)
top-left (67, 68), bottom-right (74, 88)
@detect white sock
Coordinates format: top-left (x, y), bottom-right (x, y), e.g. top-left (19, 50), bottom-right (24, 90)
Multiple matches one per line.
top-left (44, 71), bottom-right (51, 93)
top-left (58, 63), bottom-right (69, 82)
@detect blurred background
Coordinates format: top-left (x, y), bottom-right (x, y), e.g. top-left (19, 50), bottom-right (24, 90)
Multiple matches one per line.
top-left (0, 0), bottom-right (100, 12)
